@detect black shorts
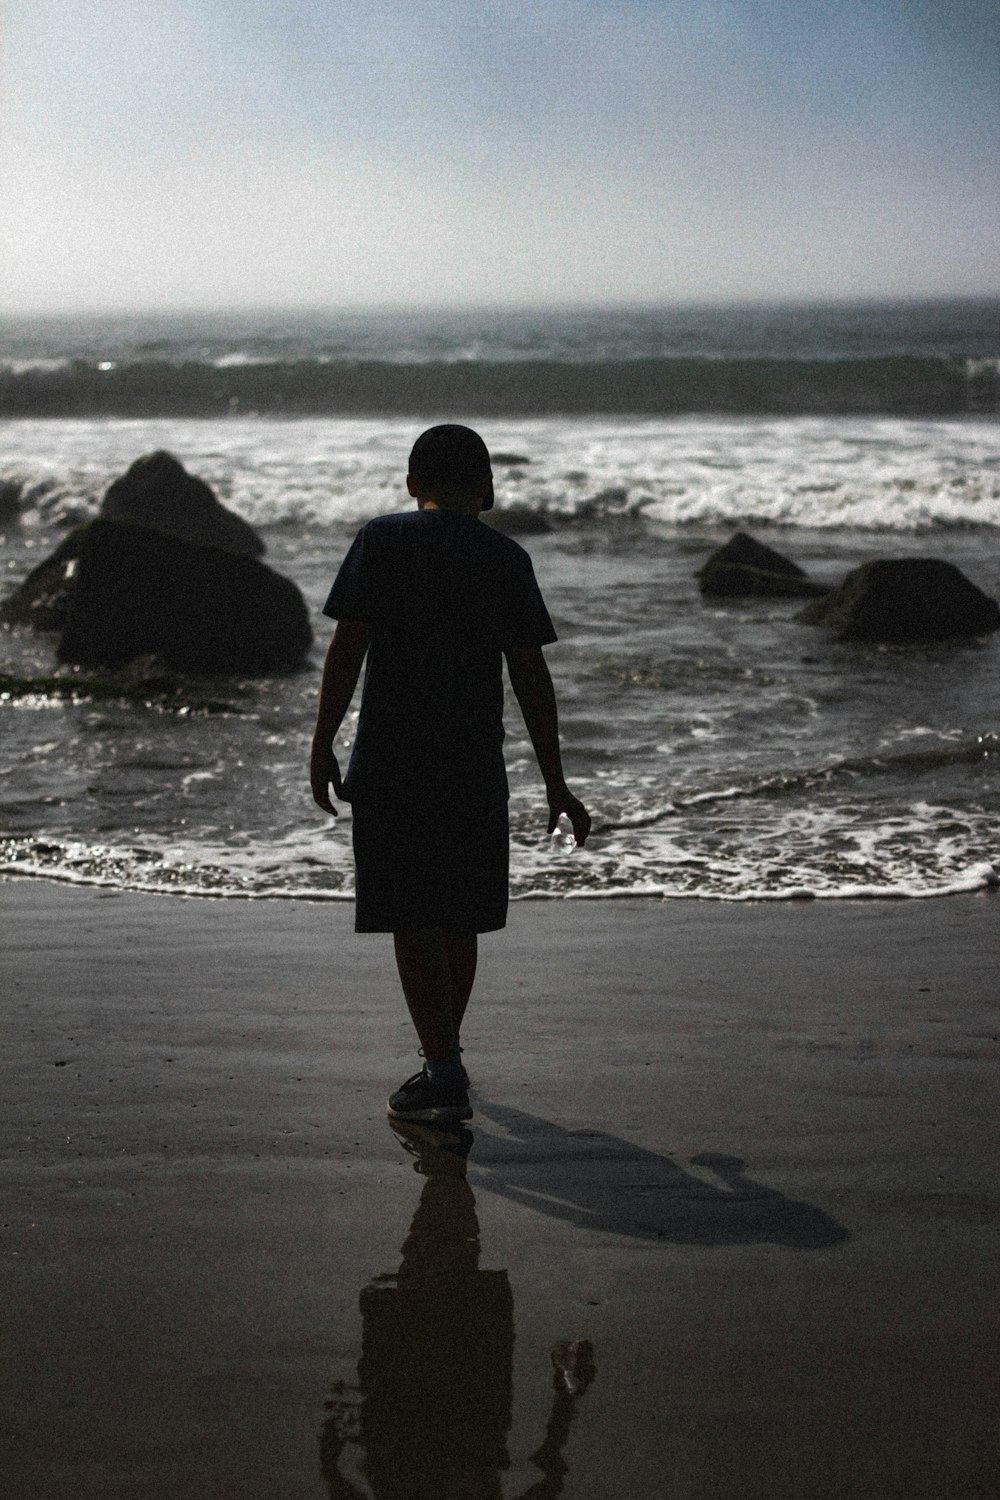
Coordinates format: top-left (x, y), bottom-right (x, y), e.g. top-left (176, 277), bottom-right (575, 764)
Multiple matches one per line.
top-left (350, 796), bottom-right (509, 934)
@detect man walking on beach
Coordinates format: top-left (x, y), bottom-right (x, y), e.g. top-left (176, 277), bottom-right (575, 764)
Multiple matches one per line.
top-left (310, 424), bottom-right (590, 1124)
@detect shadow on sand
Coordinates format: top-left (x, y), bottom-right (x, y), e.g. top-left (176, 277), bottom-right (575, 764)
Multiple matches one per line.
top-left (468, 1098), bottom-right (850, 1250)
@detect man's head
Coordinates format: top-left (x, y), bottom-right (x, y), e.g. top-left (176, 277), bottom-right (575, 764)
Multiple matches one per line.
top-left (406, 424), bottom-right (494, 513)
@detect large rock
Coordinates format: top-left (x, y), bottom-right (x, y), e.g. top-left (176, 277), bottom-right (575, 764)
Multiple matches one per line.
top-left (0, 479), bottom-right (22, 525)
top-left (797, 558), bottom-right (1000, 642)
top-left (55, 518), bottom-right (312, 674)
top-left (697, 532), bottom-right (827, 599)
top-left (100, 450), bottom-right (264, 558)
top-left (0, 526), bottom-right (86, 630)
top-left (1, 453), bottom-right (309, 674)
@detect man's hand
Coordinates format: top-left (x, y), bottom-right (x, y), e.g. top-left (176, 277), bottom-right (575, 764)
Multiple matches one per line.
top-left (311, 739), bottom-right (344, 816)
top-left (546, 784), bottom-right (591, 847)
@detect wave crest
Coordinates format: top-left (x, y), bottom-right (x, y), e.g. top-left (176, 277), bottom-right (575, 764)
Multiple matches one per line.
top-left (1, 354), bottom-right (996, 420)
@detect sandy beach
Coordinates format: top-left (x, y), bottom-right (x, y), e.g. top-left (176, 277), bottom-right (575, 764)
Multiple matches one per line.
top-left (1, 879), bottom-right (998, 1499)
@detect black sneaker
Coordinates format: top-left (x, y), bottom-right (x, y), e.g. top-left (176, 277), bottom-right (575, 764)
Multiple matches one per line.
top-left (387, 1068), bottom-right (473, 1124)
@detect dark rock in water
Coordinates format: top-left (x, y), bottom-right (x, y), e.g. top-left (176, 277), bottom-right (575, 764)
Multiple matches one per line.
top-left (2, 452), bottom-right (309, 672)
top-left (490, 452), bottom-right (532, 467)
top-left (797, 558), bottom-right (1000, 641)
top-left (100, 450), bottom-right (264, 557)
top-left (483, 505), bottom-right (553, 537)
top-left (55, 518), bottom-right (312, 674)
top-left (697, 531), bottom-right (828, 599)
top-left (0, 525), bottom-right (88, 630)
top-left (0, 479), bottom-right (22, 524)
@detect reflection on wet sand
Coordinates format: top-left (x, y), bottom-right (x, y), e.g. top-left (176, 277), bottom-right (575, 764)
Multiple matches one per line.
top-left (320, 1122), bottom-right (595, 1500)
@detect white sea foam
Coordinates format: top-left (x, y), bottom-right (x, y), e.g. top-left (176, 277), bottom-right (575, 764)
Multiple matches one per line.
top-left (2, 398), bottom-right (998, 906)
top-left (2, 414), bottom-right (999, 534)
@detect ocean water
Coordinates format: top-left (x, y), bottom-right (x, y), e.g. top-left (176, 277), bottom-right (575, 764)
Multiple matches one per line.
top-left (1, 301), bottom-right (999, 902)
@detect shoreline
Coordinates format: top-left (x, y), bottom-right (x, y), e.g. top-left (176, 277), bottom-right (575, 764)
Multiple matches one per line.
top-left (3, 869), bottom-right (999, 903)
top-left (2, 878), bottom-right (998, 1497)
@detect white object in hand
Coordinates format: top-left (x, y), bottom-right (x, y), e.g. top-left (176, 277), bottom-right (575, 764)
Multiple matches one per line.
top-left (550, 813), bottom-right (577, 852)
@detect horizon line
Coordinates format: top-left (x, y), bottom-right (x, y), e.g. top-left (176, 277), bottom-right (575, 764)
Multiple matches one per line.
top-left (1, 291), bottom-right (999, 322)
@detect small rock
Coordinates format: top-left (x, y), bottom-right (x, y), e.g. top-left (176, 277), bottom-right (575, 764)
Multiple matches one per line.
top-left (697, 531), bottom-right (828, 599)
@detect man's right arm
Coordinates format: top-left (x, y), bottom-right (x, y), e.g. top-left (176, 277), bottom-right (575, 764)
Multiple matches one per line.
top-left (310, 619), bottom-right (370, 815)
top-left (505, 645), bottom-right (591, 846)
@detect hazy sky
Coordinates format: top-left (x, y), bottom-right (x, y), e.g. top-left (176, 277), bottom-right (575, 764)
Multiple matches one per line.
top-left (2, 0), bottom-right (997, 311)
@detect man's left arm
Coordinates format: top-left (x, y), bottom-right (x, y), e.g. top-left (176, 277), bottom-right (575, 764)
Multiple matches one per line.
top-left (310, 619), bottom-right (370, 815)
top-left (505, 645), bottom-right (591, 846)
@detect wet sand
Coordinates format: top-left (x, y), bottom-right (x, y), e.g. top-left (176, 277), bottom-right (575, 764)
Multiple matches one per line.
top-left (2, 880), bottom-right (998, 1499)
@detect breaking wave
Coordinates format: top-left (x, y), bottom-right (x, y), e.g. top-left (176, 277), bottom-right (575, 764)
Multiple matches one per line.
top-left (2, 410), bottom-right (999, 536)
top-left (1, 354), bottom-right (996, 419)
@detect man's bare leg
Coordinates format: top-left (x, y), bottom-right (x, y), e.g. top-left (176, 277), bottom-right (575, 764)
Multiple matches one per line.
top-left (393, 928), bottom-right (459, 1062)
top-left (389, 928), bottom-right (474, 1120)
top-left (443, 929), bottom-right (477, 1039)
top-left (393, 928), bottom-right (478, 1061)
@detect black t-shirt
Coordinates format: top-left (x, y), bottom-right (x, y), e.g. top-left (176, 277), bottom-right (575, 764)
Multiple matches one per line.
top-left (323, 509), bottom-right (556, 808)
